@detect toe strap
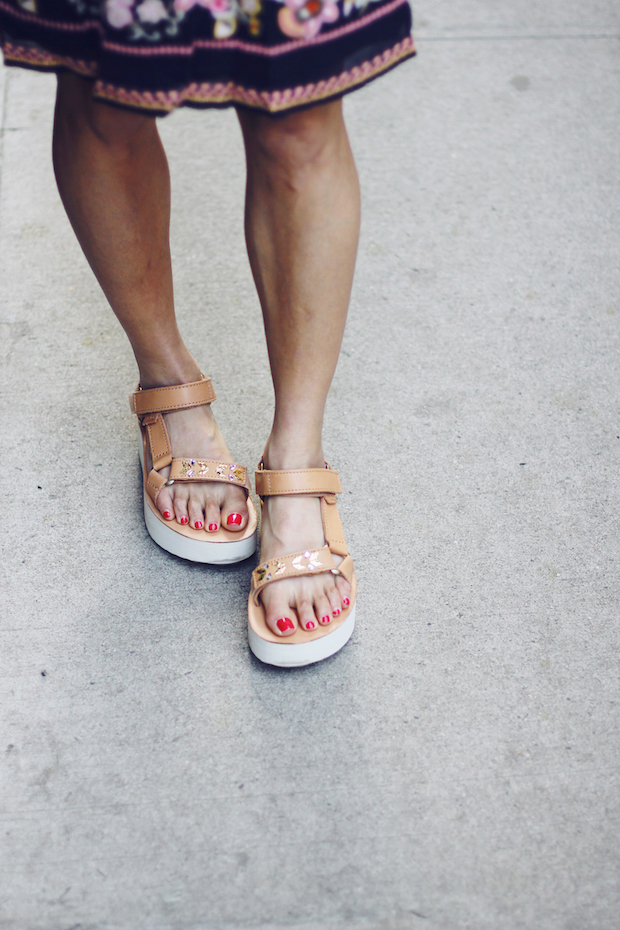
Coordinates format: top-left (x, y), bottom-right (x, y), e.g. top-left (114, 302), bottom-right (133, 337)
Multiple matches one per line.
top-left (168, 458), bottom-right (250, 490)
top-left (145, 458), bottom-right (250, 504)
top-left (251, 545), bottom-right (345, 605)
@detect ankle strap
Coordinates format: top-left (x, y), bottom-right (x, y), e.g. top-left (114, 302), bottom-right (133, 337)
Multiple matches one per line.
top-left (255, 464), bottom-right (342, 498)
top-left (129, 376), bottom-right (216, 416)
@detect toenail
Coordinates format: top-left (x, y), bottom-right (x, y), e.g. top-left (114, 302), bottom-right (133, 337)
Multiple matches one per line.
top-left (163, 511), bottom-right (172, 519)
top-left (195, 520), bottom-right (203, 530)
top-left (208, 523), bottom-right (218, 532)
top-left (179, 516), bottom-right (188, 525)
top-left (305, 621), bottom-right (316, 630)
top-left (277, 618), bottom-right (294, 633)
top-left (322, 615), bottom-right (331, 624)
top-left (343, 598), bottom-right (350, 607)
top-left (227, 513), bottom-right (242, 526)
top-left (333, 608), bottom-right (341, 617)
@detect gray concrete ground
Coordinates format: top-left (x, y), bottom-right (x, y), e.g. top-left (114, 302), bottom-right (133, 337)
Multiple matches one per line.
top-left (1, 1), bottom-right (619, 928)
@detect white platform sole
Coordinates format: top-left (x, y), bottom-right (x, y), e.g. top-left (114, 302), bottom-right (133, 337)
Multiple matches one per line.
top-left (248, 605), bottom-right (356, 667)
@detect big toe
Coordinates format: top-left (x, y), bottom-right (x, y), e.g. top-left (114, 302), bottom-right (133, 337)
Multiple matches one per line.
top-left (221, 486), bottom-right (250, 533)
top-left (264, 593), bottom-right (298, 638)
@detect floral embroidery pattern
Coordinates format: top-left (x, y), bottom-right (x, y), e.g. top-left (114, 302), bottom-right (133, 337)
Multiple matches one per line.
top-left (67, 0), bottom-right (376, 41)
top-left (100, 0), bottom-right (261, 40)
top-left (277, 0), bottom-right (339, 39)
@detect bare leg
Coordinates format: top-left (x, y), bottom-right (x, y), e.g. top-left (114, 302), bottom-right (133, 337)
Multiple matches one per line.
top-left (53, 74), bottom-right (249, 532)
top-left (238, 99), bottom-right (359, 635)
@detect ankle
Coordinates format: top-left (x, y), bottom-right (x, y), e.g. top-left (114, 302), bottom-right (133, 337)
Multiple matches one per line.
top-left (262, 434), bottom-right (325, 471)
top-left (137, 352), bottom-right (202, 390)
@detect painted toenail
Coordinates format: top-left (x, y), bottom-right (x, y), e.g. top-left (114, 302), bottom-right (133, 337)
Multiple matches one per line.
top-left (333, 608), bottom-right (341, 616)
top-left (277, 618), bottom-right (294, 633)
top-left (163, 511), bottom-right (172, 519)
top-left (343, 598), bottom-right (350, 607)
top-left (322, 615), bottom-right (331, 624)
top-left (195, 520), bottom-right (203, 530)
top-left (305, 621), bottom-right (316, 630)
top-left (208, 523), bottom-right (218, 532)
top-left (227, 513), bottom-right (242, 526)
top-left (179, 516), bottom-right (188, 525)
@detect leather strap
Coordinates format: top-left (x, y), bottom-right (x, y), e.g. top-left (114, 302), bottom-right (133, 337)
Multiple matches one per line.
top-left (129, 376), bottom-right (216, 416)
top-left (255, 465), bottom-right (342, 498)
top-left (250, 546), bottom-right (331, 604)
top-left (168, 458), bottom-right (250, 491)
top-left (250, 547), bottom-right (355, 604)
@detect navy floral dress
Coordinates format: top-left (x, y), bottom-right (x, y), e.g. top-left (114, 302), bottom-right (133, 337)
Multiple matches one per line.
top-left (0, 0), bottom-right (414, 114)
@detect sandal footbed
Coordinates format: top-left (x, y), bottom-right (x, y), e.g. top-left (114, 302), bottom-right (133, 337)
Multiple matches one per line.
top-left (247, 568), bottom-right (356, 646)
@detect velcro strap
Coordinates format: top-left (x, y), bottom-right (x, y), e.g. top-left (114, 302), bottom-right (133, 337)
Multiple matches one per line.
top-left (250, 545), bottom-right (338, 605)
top-left (168, 458), bottom-right (250, 491)
top-left (255, 466), bottom-right (342, 498)
top-left (129, 376), bottom-right (216, 415)
top-left (144, 412), bottom-right (172, 468)
top-left (320, 496), bottom-right (348, 557)
top-left (146, 468), bottom-right (167, 504)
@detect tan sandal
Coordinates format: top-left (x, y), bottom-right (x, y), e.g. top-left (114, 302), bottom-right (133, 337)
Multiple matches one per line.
top-left (248, 463), bottom-right (356, 667)
top-left (130, 376), bottom-right (257, 564)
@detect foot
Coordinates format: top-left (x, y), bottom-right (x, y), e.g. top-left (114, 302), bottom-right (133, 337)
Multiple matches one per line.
top-left (258, 454), bottom-right (352, 637)
top-left (154, 402), bottom-right (250, 533)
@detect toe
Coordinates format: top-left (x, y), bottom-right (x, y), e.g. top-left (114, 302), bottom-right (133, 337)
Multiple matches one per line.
top-left (264, 593), bottom-right (297, 638)
top-left (173, 497), bottom-right (189, 526)
top-left (221, 488), bottom-right (249, 532)
top-left (205, 500), bottom-right (220, 533)
top-left (297, 600), bottom-right (319, 632)
top-left (316, 594), bottom-right (333, 625)
top-left (327, 585), bottom-right (342, 618)
top-left (157, 488), bottom-right (174, 521)
top-left (335, 574), bottom-right (352, 609)
top-left (188, 498), bottom-right (205, 531)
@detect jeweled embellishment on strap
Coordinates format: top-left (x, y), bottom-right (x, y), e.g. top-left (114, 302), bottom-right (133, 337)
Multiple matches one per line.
top-left (168, 458), bottom-right (249, 488)
top-left (250, 545), bottom-right (336, 602)
top-left (291, 550), bottom-right (321, 572)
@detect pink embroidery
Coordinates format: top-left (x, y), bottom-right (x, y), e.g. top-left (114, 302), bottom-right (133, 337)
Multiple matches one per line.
top-left (277, 0), bottom-right (339, 40)
top-left (135, 0), bottom-right (169, 22)
top-left (105, 0), bottom-right (133, 28)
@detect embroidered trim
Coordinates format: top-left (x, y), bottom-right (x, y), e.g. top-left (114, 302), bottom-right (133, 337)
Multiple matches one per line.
top-left (1, 43), bottom-right (98, 75)
top-left (0, 0), bottom-right (101, 32)
top-left (98, 37), bottom-right (414, 111)
top-left (2, 36), bottom-right (414, 113)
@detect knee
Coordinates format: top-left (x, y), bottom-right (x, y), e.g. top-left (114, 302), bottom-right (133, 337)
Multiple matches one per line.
top-left (55, 72), bottom-right (155, 151)
top-left (240, 100), bottom-right (346, 179)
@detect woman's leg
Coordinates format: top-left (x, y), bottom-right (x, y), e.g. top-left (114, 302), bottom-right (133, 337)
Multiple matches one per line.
top-left (53, 73), bottom-right (249, 533)
top-left (237, 99), bottom-right (359, 635)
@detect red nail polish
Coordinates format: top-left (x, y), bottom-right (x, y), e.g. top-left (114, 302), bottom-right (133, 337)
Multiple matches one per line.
top-left (333, 608), bottom-right (340, 617)
top-left (163, 511), bottom-right (172, 519)
top-left (208, 523), bottom-right (218, 532)
top-left (277, 618), bottom-right (294, 633)
top-left (195, 521), bottom-right (203, 530)
top-left (227, 513), bottom-right (242, 526)
top-left (322, 615), bottom-right (331, 624)
top-left (306, 621), bottom-right (316, 630)
top-left (343, 598), bottom-right (350, 607)
top-left (179, 517), bottom-right (188, 525)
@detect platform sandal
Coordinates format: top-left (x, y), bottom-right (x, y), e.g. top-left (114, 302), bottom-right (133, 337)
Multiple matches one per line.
top-left (248, 463), bottom-right (356, 667)
top-left (130, 376), bottom-right (257, 564)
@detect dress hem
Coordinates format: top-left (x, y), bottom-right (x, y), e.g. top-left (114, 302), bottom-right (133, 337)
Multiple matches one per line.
top-left (1, 34), bottom-right (415, 115)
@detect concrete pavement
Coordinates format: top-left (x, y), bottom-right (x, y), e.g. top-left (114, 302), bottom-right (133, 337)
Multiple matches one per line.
top-left (1, 1), bottom-right (619, 927)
